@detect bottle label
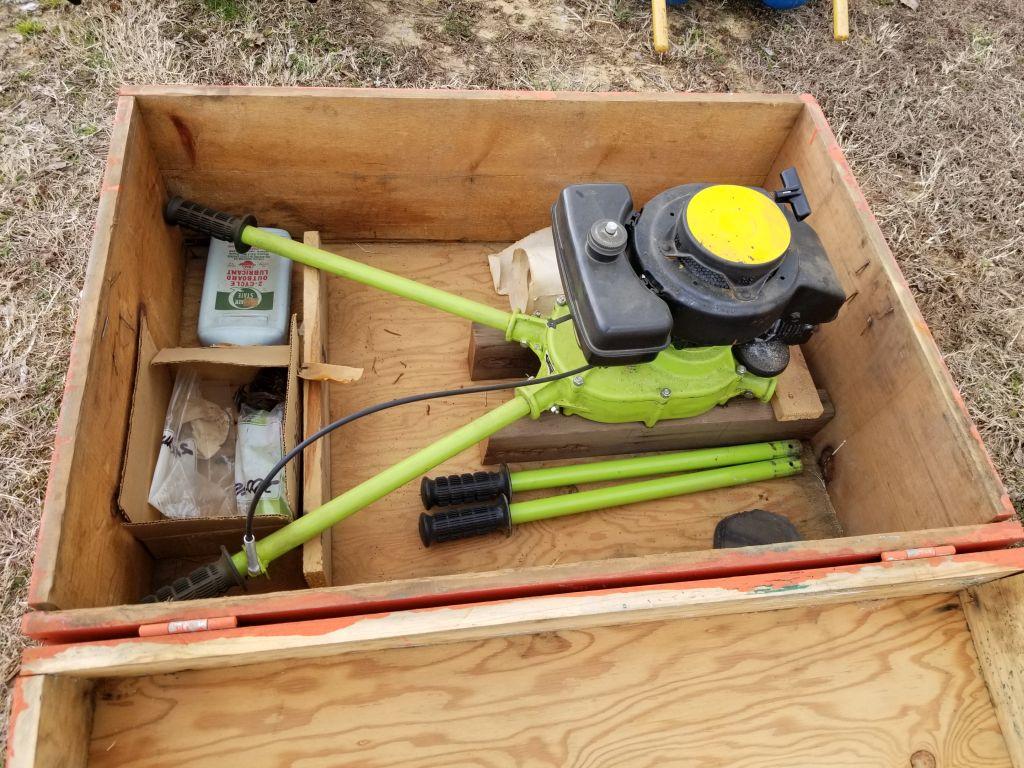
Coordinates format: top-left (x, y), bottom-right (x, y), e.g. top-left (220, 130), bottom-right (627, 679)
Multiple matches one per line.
top-left (214, 246), bottom-right (275, 311)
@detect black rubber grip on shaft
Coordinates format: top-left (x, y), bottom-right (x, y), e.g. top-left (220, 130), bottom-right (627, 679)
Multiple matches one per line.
top-left (419, 497), bottom-right (512, 546)
top-left (164, 197), bottom-right (257, 253)
top-left (420, 465), bottom-right (511, 509)
top-left (140, 547), bottom-right (245, 603)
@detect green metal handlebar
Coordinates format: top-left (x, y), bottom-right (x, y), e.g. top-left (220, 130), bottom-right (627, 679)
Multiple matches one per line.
top-left (510, 440), bottom-right (801, 493)
top-left (510, 457), bottom-right (802, 525)
top-left (241, 227), bottom-right (514, 333)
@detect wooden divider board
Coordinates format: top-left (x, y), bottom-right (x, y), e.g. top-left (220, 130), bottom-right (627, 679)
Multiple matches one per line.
top-left (323, 241), bottom-right (841, 587)
top-left (300, 232), bottom-right (333, 587)
top-left (81, 592), bottom-right (1011, 767)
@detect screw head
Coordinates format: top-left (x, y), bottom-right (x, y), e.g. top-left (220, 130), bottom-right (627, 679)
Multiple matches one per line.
top-left (549, 405), bottom-right (561, 414)
top-left (556, 296), bottom-right (567, 306)
top-left (736, 365), bottom-right (747, 376)
top-left (660, 388), bottom-right (672, 398)
top-left (533, 310), bottom-right (542, 317)
top-left (743, 390), bottom-right (755, 399)
top-left (572, 375), bottom-right (585, 386)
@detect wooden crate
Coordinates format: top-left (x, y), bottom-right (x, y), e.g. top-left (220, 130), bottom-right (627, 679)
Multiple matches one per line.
top-left (9, 87), bottom-right (1022, 766)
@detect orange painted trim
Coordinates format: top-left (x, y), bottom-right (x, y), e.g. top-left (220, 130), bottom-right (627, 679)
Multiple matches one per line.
top-left (21, 548), bottom-right (1024, 668)
top-left (21, 522), bottom-right (1024, 644)
top-left (5, 677), bottom-right (30, 766)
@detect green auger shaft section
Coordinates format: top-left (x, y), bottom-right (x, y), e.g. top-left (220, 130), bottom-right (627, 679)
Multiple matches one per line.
top-left (509, 440), bottom-right (801, 493)
top-left (509, 457), bottom-right (802, 525)
top-left (233, 395), bottom-right (534, 575)
top-left (241, 227), bottom-right (514, 334)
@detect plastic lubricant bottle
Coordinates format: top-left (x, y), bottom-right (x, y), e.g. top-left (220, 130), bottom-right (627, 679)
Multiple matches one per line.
top-left (198, 227), bottom-right (292, 346)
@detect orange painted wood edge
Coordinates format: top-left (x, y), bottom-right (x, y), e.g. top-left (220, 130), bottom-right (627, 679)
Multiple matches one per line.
top-left (798, 93), bottom-right (1015, 523)
top-left (20, 548), bottom-right (1024, 674)
top-left (21, 521), bottom-right (1024, 644)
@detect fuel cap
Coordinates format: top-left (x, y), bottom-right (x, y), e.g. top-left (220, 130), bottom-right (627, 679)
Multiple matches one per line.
top-left (587, 219), bottom-right (628, 261)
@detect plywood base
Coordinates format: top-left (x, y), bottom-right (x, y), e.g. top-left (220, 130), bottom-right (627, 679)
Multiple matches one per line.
top-left (963, 573), bottom-right (1024, 768)
top-left (83, 593), bottom-right (1011, 767)
top-left (324, 241), bottom-right (840, 587)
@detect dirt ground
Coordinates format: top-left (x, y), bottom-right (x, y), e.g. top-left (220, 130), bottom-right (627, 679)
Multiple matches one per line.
top-left (1, 0), bottom-right (1022, 749)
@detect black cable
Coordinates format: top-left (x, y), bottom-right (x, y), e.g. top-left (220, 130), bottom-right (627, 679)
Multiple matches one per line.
top-left (243, 363), bottom-right (593, 540)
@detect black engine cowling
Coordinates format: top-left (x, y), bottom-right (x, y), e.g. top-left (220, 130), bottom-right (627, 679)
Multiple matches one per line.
top-left (551, 168), bottom-right (846, 373)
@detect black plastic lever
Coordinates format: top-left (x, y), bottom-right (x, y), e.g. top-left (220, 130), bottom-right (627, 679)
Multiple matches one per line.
top-left (773, 167), bottom-right (811, 222)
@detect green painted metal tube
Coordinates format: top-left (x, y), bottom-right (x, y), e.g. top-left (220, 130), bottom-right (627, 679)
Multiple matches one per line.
top-left (509, 440), bottom-right (801, 493)
top-left (234, 395), bottom-right (534, 574)
top-left (241, 227), bottom-right (513, 332)
top-left (509, 457), bottom-right (802, 525)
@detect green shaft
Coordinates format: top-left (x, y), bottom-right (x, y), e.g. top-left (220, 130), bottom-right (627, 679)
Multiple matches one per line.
top-left (234, 395), bottom-right (533, 574)
top-left (509, 457), bottom-right (802, 525)
top-left (509, 441), bottom-right (800, 492)
top-left (241, 227), bottom-right (513, 332)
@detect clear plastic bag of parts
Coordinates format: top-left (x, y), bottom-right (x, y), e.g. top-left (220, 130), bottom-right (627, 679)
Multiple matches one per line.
top-left (148, 369), bottom-right (238, 519)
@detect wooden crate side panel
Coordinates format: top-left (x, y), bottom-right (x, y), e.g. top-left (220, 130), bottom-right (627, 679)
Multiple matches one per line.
top-left (962, 573), bottom-right (1024, 768)
top-left (83, 593), bottom-right (1010, 768)
top-left (20, 549), bottom-right (1024, 678)
top-left (6, 675), bottom-right (93, 768)
top-left (131, 88), bottom-right (804, 241)
top-left (769, 98), bottom-right (1013, 534)
top-left (28, 97), bottom-right (185, 611)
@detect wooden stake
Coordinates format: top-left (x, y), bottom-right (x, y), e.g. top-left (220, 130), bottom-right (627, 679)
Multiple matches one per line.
top-left (652, 0), bottom-right (670, 53)
top-left (833, 0), bottom-right (849, 41)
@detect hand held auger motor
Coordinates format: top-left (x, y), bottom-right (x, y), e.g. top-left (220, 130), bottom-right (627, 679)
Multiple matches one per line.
top-left (145, 171), bottom-right (844, 603)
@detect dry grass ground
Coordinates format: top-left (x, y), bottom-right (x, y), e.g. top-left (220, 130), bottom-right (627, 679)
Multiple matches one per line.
top-left (0, 0), bottom-right (1021, 749)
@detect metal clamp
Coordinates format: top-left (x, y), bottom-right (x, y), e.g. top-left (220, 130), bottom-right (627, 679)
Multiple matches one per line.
top-left (242, 534), bottom-right (261, 577)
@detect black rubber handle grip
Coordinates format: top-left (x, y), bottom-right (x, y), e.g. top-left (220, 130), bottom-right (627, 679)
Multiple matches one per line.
top-left (419, 497), bottom-right (512, 546)
top-left (164, 197), bottom-right (258, 253)
top-left (420, 465), bottom-right (511, 509)
top-left (140, 547), bottom-right (245, 603)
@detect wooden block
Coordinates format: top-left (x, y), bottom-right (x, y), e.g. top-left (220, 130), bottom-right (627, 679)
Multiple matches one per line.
top-left (771, 346), bottom-right (825, 422)
top-left (467, 323), bottom-right (538, 380)
top-left (300, 232), bottom-right (333, 589)
top-left (484, 390), bottom-right (834, 464)
top-left (962, 573), bottom-right (1024, 768)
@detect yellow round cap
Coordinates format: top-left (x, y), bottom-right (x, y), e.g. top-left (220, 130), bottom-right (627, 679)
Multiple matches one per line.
top-left (685, 185), bottom-right (791, 266)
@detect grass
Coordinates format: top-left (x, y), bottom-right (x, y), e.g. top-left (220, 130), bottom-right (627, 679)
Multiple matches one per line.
top-left (14, 18), bottom-right (45, 36)
top-left (0, 0), bottom-right (1022, 752)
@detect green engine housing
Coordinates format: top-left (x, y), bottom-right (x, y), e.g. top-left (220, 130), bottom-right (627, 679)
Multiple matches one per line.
top-left (511, 305), bottom-right (776, 426)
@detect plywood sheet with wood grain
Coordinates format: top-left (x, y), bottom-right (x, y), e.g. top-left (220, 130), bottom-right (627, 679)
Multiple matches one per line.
top-left (85, 593), bottom-right (1011, 767)
top-left (324, 241), bottom-right (839, 587)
